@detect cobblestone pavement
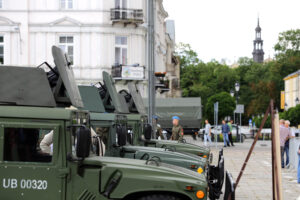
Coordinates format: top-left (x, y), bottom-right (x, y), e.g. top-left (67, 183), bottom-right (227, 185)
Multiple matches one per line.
top-left (185, 137), bottom-right (300, 200)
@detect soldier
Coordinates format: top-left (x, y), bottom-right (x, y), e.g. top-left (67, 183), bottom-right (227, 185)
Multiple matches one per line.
top-left (153, 115), bottom-right (164, 140)
top-left (170, 116), bottom-right (184, 141)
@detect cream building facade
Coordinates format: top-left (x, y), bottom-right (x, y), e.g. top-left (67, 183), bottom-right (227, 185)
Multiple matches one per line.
top-left (0, 0), bottom-right (180, 98)
top-left (283, 70), bottom-right (300, 110)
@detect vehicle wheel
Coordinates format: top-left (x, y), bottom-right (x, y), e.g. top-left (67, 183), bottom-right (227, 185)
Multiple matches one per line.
top-left (136, 194), bottom-right (182, 200)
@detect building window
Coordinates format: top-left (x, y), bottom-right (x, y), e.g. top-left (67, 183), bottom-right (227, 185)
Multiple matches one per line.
top-left (115, 36), bottom-right (127, 65)
top-left (59, 36), bottom-right (73, 64)
top-left (0, 36), bottom-right (4, 64)
top-left (60, 0), bottom-right (73, 9)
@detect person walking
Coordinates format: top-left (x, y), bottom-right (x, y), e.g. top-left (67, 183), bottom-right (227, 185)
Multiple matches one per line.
top-left (284, 120), bottom-right (294, 168)
top-left (227, 120), bottom-right (234, 146)
top-left (279, 123), bottom-right (291, 168)
top-left (221, 120), bottom-right (230, 147)
top-left (170, 116), bottom-right (184, 141)
top-left (204, 120), bottom-right (212, 146)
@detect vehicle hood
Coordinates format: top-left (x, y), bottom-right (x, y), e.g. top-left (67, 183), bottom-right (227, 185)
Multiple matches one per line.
top-left (83, 156), bottom-right (207, 183)
top-left (153, 139), bottom-right (210, 153)
top-left (122, 145), bottom-right (207, 165)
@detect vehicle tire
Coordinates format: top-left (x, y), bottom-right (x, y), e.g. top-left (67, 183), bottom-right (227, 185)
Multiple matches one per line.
top-left (136, 194), bottom-right (183, 200)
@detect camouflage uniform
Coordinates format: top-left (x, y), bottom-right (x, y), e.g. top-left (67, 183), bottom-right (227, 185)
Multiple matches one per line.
top-left (171, 125), bottom-right (184, 141)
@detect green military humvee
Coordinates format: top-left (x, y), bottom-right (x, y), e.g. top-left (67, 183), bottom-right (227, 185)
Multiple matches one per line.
top-left (121, 82), bottom-right (212, 160)
top-left (79, 83), bottom-right (208, 174)
top-left (0, 46), bottom-right (208, 200)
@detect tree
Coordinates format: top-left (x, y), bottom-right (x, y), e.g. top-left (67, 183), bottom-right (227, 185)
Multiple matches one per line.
top-left (274, 29), bottom-right (300, 60)
top-left (177, 29), bottom-right (300, 124)
top-left (204, 92), bottom-right (236, 123)
top-left (175, 43), bottom-right (200, 69)
top-left (286, 104), bottom-right (300, 126)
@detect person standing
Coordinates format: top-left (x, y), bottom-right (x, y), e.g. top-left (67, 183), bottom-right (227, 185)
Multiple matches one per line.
top-left (170, 116), bottom-right (184, 141)
top-left (222, 120), bottom-right (230, 147)
top-left (153, 115), bottom-right (164, 140)
top-left (284, 120), bottom-right (294, 168)
top-left (279, 123), bottom-right (291, 168)
top-left (204, 120), bottom-right (212, 146)
top-left (227, 120), bottom-right (234, 146)
top-left (279, 119), bottom-right (285, 127)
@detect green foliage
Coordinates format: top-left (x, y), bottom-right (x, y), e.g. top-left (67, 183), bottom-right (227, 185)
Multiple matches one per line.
top-left (204, 92), bottom-right (236, 123)
top-left (180, 60), bottom-right (238, 106)
top-left (274, 29), bottom-right (300, 60)
top-left (253, 104), bottom-right (300, 128)
top-left (283, 104), bottom-right (300, 126)
top-left (177, 29), bottom-right (300, 124)
top-left (174, 43), bottom-right (200, 69)
top-left (253, 115), bottom-right (271, 128)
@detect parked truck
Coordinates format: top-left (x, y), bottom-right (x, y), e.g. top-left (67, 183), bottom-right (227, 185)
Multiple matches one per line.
top-left (144, 97), bottom-right (202, 137)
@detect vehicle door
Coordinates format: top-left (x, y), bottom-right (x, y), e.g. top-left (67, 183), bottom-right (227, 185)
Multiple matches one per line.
top-left (0, 120), bottom-right (66, 200)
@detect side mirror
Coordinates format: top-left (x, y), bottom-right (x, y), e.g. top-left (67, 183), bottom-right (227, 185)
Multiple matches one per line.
top-left (116, 125), bottom-right (127, 146)
top-left (76, 127), bottom-right (91, 158)
top-left (144, 124), bottom-right (152, 140)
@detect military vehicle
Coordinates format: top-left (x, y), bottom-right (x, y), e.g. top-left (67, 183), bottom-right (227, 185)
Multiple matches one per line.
top-left (0, 46), bottom-right (208, 200)
top-left (144, 97), bottom-right (202, 137)
top-left (79, 77), bottom-right (208, 174)
top-left (119, 82), bottom-right (212, 160)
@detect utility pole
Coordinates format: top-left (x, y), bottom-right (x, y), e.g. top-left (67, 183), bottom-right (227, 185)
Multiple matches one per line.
top-left (147, 0), bottom-right (156, 135)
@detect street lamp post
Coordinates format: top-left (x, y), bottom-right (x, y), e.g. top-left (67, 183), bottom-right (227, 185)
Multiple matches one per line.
top-left (230, 89), bottom-right (235, 124)
top-left (231, 82), bottom-right (241, 142)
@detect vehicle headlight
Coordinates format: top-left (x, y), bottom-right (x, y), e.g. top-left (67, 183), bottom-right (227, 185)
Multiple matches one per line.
top-left (197, 167), bottom-right (203, 174)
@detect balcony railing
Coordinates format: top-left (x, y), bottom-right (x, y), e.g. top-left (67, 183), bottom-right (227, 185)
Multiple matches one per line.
top-left (111, 8), bottom-right (144, 24)
top-left (112, 64), bottom-right (145, 81)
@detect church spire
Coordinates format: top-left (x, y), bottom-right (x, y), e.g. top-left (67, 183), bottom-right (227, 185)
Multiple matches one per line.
top-left (252, 17), bottom-right (264, 63)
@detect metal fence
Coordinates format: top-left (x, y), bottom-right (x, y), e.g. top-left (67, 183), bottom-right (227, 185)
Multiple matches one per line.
top-left (289, 137), bottom-right (300, 169)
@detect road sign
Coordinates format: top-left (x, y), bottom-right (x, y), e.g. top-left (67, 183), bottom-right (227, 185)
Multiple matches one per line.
top-left (234, 104), bottom-right (244, 114)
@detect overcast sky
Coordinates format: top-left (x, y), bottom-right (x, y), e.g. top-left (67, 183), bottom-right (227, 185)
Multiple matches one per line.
top-left (163, 0), bottom-right (300, 64)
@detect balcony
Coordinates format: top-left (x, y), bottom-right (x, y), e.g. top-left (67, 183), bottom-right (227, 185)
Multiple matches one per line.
top-left (112, 64), bottom-right (145, 81)
top-left (111, 8), bottom-right (144, 25)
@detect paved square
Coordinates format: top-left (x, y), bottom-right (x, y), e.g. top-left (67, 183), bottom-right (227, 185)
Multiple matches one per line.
top-left (186, 137), bottom-right (300, 199)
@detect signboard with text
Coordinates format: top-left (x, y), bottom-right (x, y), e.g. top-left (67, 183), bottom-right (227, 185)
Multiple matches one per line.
top-left (121, 66), bottom-right (144, 79)
top-left (234, 104), bottom-right (244, 114)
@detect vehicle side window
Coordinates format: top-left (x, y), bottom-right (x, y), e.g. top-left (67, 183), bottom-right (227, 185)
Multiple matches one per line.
top-left (4, 128), bottom-right (53, 163)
